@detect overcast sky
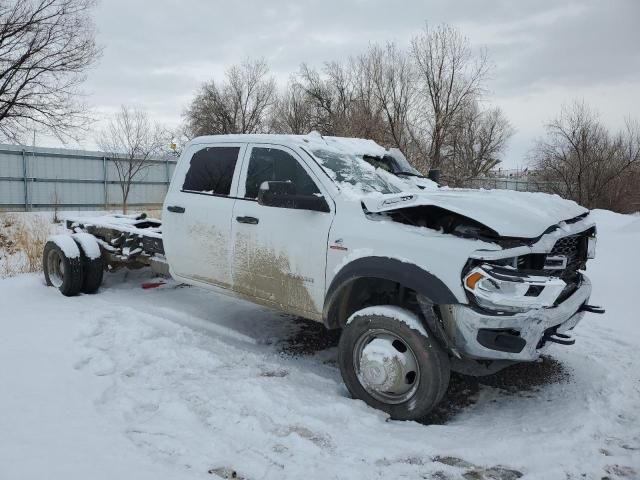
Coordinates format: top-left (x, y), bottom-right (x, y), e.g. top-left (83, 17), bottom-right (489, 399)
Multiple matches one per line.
top-left (52, 0), bottom-right (640, 168)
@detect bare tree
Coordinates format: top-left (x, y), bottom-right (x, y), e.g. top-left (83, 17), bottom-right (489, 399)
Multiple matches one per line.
top-left (359, 42), bottom-right (422, 167)
top-left (296, 62), bottom-right (353, 135)
top-left (622, 117), bottom-right (640, 167)
top-left (532, 101), bottom-right (640, 209)
top-left (443, 101), bottom-right (513, 186)
top-left (0, 0), bottom-right (100, 142)
top-left (295, 60), bottom-right (387, 141)
top-left (411, 24), bottom-right (490, 170)
top-left (165, 123), bottom-right (191, 157)
top-left (185, 59), bottom-right (276, 136)
top-left (97, 106), bottom-right (166, 214)
top-left (269, 79), bottom-right (314, 134)
top-left (595, 118), bottom-right (640, 212)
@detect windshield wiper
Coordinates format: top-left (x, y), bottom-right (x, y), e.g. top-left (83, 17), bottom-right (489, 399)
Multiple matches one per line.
top-left (395, 171), bottom-right (425, 178)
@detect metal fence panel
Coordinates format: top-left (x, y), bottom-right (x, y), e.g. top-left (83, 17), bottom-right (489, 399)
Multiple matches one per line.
top-left (0, 180), bottom-right (24, 204)
top-left (30, 181), bottom-right (104, 206)
top-left (0, 143), bottom-right (177, 211)
top-left (469, 176), bottom-right (559, 194)
top-left (30, 154), bottom-right (104, 180)
top-left (0, 150), bottom-right (23, 177)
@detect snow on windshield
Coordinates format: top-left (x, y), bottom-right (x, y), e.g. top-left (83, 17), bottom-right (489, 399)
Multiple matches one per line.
top-left (310, 148), bottom-right (401, 195)
top-left (387, 148), bottom-right (422, 176)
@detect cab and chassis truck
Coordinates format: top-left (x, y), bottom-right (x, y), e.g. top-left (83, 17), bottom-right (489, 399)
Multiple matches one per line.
top-left (42, 134), bottom-right (603, 420)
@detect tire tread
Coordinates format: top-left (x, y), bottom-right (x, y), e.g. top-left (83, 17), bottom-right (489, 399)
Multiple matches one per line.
top-left (338, 306), bottom-right (450, 421)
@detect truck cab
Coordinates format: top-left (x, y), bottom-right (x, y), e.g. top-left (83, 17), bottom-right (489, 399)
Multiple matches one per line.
top-left (163, 137), bottom-right (335, 320)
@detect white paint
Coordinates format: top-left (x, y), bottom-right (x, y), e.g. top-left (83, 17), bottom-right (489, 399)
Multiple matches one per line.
top-left (332, 248), bottom-right (374, 275)
top-left (163, 142), bottom-right (247, 286)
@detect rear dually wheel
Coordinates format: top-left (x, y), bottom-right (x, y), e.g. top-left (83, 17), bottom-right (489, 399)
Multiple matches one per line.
top-left (43, 238), bottom-right (83, 297)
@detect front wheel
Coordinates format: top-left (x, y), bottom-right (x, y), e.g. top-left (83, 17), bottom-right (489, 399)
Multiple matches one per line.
top-left (338, 306), bottom-right (450, 421)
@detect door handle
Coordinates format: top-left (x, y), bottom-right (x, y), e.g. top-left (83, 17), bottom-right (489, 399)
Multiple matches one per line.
top-left (167, 205), bottom-right (185, 213)
top-left (236, 216), bottom-right (259, 225)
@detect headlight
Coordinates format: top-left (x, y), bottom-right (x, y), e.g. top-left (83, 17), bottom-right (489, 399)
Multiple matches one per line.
top-left (587, 236), bottom-right (597, 259)
top-left (464, 265), bottom-right (566, 313)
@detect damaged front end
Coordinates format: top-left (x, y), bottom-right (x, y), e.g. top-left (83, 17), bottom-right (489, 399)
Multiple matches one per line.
top-left (462, 265), bottom-right (567, 312)
top-left (442, 216), bottom-right (601, 364)
top-left (362, 192), bottom-right (602, 366)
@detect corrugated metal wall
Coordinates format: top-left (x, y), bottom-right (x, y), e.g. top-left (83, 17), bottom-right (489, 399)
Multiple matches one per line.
top-left (0, 144), bottom-right (177, 211)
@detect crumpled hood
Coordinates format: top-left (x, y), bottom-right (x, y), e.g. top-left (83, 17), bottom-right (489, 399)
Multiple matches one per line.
top-left (361, 188), bottom-right (589, 238)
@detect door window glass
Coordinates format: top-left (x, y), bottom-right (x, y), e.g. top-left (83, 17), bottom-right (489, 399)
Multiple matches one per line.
top-left (183, 146), bottom-right (240, 195)
top-left (244, 147), bottom-right (320, 199)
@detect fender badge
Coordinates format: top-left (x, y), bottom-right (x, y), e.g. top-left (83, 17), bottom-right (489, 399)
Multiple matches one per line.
top-left (329, 239), bottom-right (348, 251)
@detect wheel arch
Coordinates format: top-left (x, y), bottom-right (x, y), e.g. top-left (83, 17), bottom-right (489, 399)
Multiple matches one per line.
top-left (323, 256), bottom-right (458, 330)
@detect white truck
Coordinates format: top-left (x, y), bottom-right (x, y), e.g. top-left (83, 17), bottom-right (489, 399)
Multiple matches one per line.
top-left (42, 133), bottom-right (603, 420)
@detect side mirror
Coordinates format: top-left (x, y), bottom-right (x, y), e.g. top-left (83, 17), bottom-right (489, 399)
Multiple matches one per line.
top-left (257, 181), bottom-right (330, 213)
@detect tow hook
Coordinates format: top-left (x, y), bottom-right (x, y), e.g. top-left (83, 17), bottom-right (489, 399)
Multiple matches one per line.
top-left (543, 331), bottom-right (576, 346)
top-left (579, 304), bottom-right (606, 314)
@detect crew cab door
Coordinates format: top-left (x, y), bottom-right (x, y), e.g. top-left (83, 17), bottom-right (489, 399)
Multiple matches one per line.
top-left (163, 143), bottom-right (245, 287)
top-left (231, 144), bottom-right (335, 318)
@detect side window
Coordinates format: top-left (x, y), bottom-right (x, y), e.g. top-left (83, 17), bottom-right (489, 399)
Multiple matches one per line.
top-left (182, 146), bottom-right (240, 195)
top-left (244, 147), bottom-right (320, 199)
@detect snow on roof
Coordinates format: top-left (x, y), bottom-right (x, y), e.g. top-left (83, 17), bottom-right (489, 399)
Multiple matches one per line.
top-left (188, 132), bottom-right (389, 158)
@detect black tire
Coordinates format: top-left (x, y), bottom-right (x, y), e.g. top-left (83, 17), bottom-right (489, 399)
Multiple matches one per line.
top-left (43, 240), bottom-right (83, 297)
top-left (338, 307), bottom-right (450, 421)
top-left (74, 237), bottom-right (104, 294)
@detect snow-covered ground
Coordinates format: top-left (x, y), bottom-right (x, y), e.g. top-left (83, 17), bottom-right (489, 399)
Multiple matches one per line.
top-left (1, 209), bottom-right (639, 479)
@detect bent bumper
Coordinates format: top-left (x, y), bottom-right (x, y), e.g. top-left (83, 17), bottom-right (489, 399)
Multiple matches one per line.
top-left (444, 275), bottom-right (591, 361)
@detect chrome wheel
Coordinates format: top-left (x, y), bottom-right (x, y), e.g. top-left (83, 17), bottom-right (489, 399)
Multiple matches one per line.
top-left (353, 328), bottom-right (420, 404)
top-left (46, 248), bottom-right (64, 288)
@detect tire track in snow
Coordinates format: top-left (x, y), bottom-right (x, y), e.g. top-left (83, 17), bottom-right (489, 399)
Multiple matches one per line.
top-left (68, 274), bottom-right (639, 479)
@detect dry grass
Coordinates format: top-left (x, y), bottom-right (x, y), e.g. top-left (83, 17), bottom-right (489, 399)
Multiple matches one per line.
top-left (0, 213), bottom-right (54, 277)
top-left (15, 216), bottom-right (51, 273)
top-left (0, 209), bottom-right (159, 277)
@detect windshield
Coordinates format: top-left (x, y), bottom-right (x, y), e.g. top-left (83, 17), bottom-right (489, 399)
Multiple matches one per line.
top-left (309, 148), bottom-right (402, 195)
top-left (386, 149), bottom-right (423, 176)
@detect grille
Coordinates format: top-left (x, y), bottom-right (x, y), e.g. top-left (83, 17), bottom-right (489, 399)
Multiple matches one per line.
top-left (550, 233), bottom-right (587, 273)
top-left (551, 235), bottom-right (581, 257)
top-left (549, 231), bottom-right (590, 304)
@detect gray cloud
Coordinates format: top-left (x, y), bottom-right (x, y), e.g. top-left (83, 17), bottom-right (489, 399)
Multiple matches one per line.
top-left (487, 0), bottom-right (640, 91)
top-left (69, 0), bottom-right (640, 166)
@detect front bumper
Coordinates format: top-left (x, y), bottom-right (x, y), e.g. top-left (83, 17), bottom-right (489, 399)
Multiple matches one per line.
top-left (442, 275), bottom-right (591, 361)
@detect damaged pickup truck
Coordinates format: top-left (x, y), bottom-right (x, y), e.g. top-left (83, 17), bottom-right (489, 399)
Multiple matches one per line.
top-left (43, 133), bottom-right (602, 420)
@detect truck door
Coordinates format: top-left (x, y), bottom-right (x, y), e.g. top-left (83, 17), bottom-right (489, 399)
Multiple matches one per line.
top-left (163, 143), bottom-right (245, 288)
top-left (231, 144), bottom-right (335, 319)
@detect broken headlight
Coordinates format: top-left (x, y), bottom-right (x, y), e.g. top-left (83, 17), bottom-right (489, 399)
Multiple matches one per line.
top-left (587, 236), bottom-right (597, 259)
top-left (463, 265), bottom-right (566, 313)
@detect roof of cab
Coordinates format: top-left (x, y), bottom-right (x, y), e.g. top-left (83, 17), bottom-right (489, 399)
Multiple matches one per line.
top-left (188, 132), bottom-right (389, 158)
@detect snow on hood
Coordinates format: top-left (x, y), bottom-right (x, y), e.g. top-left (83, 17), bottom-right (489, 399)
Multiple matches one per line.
top-left (396, 175), bottom-right (439, 191)
top-left (362, 188), bottom-right (589, 238)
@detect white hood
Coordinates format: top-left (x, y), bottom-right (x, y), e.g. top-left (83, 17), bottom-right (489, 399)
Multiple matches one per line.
top-left (361, 188), bottom-right (589, 238)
